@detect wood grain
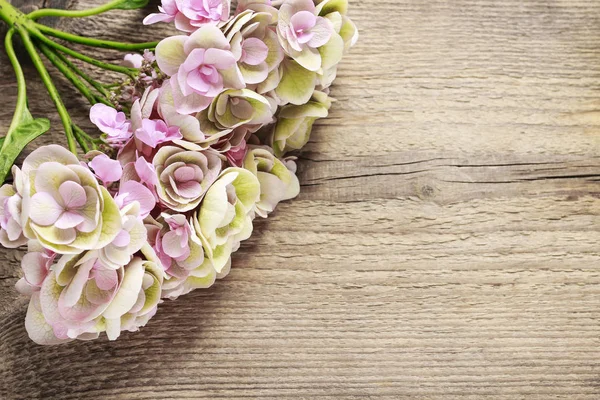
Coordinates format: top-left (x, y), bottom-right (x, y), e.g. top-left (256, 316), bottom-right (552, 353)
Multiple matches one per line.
top-left (1, 0), bottom-right (600, 398)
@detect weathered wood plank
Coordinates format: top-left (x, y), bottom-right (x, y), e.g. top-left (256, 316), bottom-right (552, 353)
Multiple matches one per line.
top-left (1, 0), bottom-right (600, 399)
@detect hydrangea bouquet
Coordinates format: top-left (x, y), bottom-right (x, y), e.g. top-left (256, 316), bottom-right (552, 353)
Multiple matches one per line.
top-left (0, 0), bottom-right (357, 344)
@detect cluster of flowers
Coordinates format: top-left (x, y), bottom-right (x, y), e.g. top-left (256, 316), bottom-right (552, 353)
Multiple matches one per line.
top-left (0, 0), bottom-right (357, 345)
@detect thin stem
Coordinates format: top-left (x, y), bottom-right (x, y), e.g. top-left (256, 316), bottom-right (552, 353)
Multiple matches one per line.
top-left (27, 0), bottom-right (126, 20)
top-left (28, 28), bottom-right (139, 78)
top-left (35, 23), bottom-right (158, 51)
top-left (3, 29), bottom-right (28, 144)
top-left (73, 124), bottom-right (97, 151)
top-left (37, 41), bottom-right (98, 106)
top-left (52, 51), bottom-right (111, 100)
top-left (71, 125), bottom-right (90, 152)
top-left (17, 27), bottom-right (77, 154)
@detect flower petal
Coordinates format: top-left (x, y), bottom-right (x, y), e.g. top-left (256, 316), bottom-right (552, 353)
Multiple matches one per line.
top-left (59, 180), bottom-right (87, 209)
top-left (156, 35), bottom-right (189, 76)
top-left (55, 211), bottom-right (85, 230)
top-left (29, 192), bottom-right (63, 226)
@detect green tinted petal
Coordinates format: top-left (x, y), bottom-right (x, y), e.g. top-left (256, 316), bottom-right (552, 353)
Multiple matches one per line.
top-left (94, 186), bottom-right (122, 249)
top-left (319, 32), bottom-right (345, 70)
top-left (102, 258), bottom-right (144, 319)
top-left (275, 60), bottom-right (317, 105)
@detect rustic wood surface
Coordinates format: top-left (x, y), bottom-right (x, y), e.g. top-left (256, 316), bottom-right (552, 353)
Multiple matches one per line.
top-left (1, 0), bottom-right (600, 398)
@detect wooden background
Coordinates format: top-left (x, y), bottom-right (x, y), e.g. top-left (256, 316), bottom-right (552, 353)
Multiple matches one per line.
top-left (1, 0), bottom-right (600, 398)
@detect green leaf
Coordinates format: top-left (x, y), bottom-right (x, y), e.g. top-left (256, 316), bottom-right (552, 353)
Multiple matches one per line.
top-left (112, 0), bottom-right (150, 10)
top-left (0, 118), bottom-right (50, 185)
top-left (0, 137), bottom-right (4, 150)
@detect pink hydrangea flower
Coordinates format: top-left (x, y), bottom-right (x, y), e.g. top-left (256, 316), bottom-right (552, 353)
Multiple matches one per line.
top-left (277, 0), bottom-right (333, 71)
top-left (15, 241), bottom-right (56, 296)
top-left (156, 214), bottom-right (192, 265)
top-left (29, 180), bottom-right (96, 231)
top-left (155, 25), bottom-right (245, 114)
top-left (24, 247), bottom-right (164, 344)
top-left (19, 145), bottom-right (122, 254)
top-left (89, 154), bottom-right (123, 186)
top-left (0, 167), bottom-right (27, 248)
top-left (153, 146), bottom-right (222, 212)
top-left (89, 104), bottom-right (132, 143)
top-left (135, 118), bottom-right (183, 148)
top-left (146, 213), bottom-right (205, 295)
top-left (144, 0), bottom-right (231, 33)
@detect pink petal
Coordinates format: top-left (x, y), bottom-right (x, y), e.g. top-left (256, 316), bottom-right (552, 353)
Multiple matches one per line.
top-left (162, 230), bottom-right (189, 259)
top-left (59, 180), bottom-right (87, 209)
top-left (241, 38), bottom-right (269, 66)
top-left (291, 10), bottom-right (316, 32)
top-left (21, 252), bottom-right (49, 287)
top-left (55, 211), bottom-right (85, 230)
top-left (118, 180), bottom-right (156, 218)
top-left (93, 267), bottom-right (118, 291)
top-left (174, 166), bottom-right (196, 182)
top-left (186, 69), bottom-right (214, 94)
top-left (112, 229), bottom-right (131, 247)
top-left (182, 49), bottom-right (206, 72)
top-left (203, 48), bottom-right (237, 70)
top-left (171, 177), bottom-right (202, 198)
top-left (90, 103), bottom-right (116, 126)
top-left (89, 155), bottom-right (123, 184)
top-left (6, 218), bottom-right (23, 241)
top-left (59, 259), bottom-right (94, 309)
top-left (170, 78), bottom-right (213, 114)
top-left (307, 17), bottom-right (333, 48)
top-left (143, 12), bottom-right (176, 25)
top-left (29, 192), bottom-right (63, 226)
top-left (135, 157), bottom-right (159, 186)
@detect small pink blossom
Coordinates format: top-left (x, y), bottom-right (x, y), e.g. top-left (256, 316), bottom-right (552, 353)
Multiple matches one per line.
top-left (144, 0), bottom-right (230, 33)
top-left (123, 53), bottom-right (144, 68)
top-left (115, 180), bottom-right (156, 218)
top-left (155, 26), bottom-right (245, 114)
top-left (147, 213), bottom-right (204, 281)
top-left (277, 0), bottom-right (333, 71)
top-left (159, 214), bottom-right (191, 262)
top-left (135, 118), bottom-right (182, 148)
top-left (89, 104), bottom-right (132, 143)
top-left (0, 167), bottom-right (27, 248)
top-left (89, 154), bottom-right (123, 185)
top-left (143, 50), bottom-right (156, 63)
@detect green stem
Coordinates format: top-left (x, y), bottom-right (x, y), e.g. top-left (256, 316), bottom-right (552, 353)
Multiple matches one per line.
top-left (37, 41), bottom-right (98, 106)
top-left (35, 23), bottom-right (158, 51)
top-left (28, 28), bottom-right (139, 78)
top-left (73, 124), bottom-right (97, 151)
top-left (3, 29), bottom-right (27, 144)
top-left (71, 125), bottom-right (90, 152)
top-left (52, 51), bottom-right (111, 100)
top-left (27, 0), bottom-right (127, 20)
top-left (0, 0), bottom-right (26, 27)
top-left (17, 27), bottom-right (78, 154)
